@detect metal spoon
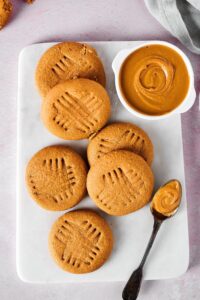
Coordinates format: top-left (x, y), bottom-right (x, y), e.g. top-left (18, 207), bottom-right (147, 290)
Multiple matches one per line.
top-left (122, 179), bottom-right (182, 300)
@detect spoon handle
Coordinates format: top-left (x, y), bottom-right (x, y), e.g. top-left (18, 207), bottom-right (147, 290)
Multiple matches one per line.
top-left (139, 218), bottom-right (162, 268)
top-left (122, 218), bottom-right (162, 300)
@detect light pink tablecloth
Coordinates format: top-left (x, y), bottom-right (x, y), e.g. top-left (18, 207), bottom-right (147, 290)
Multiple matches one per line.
top-left (0, 0), bottom-right (199, 299)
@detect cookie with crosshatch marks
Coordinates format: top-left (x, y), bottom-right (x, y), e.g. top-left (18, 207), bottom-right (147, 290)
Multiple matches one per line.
top-left (49, 209), bottom-right (113, 273)
top-left (35, 42), bottom-right (106, 97)
top-left (87, 122), bottom-right (154, 166)
top-left (87, 150), bottom-right (154, 216)
top-left (41, 78), bottom-right (111, 140)
top-left (26, 145), bottom-right (87, 211)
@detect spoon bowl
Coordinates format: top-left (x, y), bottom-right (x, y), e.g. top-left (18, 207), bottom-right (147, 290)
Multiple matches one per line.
top-left (151, 179), bottom-right (182, 220)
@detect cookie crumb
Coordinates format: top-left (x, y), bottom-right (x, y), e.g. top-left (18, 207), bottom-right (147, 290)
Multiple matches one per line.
top-left (25, 0), bottom-right (35, 3)
top-left (0, 0), bottom-right (12, 30)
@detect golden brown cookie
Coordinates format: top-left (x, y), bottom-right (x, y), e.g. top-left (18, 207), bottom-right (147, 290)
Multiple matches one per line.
top-left (49, 209), bottom-right (113, 274)
top-left (0, 0), bottom-right (12, 30)
top-left (26, 145), bottom-right (87, 211)
top-left (41, 78), bottom-right (111, 140)
top-left (87, 122), bottom-right (154, 165)
top-left (36, 42), bottom-right (106, 97)
top-left (87, 150), bottom-right (154, 216)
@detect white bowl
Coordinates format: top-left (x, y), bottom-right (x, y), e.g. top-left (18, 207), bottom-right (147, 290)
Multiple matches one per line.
top-left (112, 41), bottom-right (196, 120)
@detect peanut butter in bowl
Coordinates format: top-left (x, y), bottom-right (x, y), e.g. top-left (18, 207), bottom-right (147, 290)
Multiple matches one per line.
top-left (119, 44), bottom-right (190, 116)
top-left (112, 41), bottom-right (196, 120)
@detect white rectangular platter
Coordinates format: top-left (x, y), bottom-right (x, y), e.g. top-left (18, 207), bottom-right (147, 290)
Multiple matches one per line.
top-left (17, 41), bottom-right (189, 283)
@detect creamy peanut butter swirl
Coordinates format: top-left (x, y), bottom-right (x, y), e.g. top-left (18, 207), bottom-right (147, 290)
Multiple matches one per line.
top-left (120, 44), bottom-right (189, 115)
top-left (151, 180), bottom-right (182, 217)
top-left (134, 56), bottom-right (175, 111)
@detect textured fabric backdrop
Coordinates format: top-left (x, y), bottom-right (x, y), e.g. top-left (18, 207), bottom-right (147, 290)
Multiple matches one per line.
top-left (145, 0), bottom-right (200, 54)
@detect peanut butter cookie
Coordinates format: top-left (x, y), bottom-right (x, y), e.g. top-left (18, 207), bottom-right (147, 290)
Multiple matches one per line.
top-left (0, 0), bottom-right (12, 30)
top-left (49, 209), bottom-right (113, 273)
top-left (26, 145), bottom-right (87, 211)
top-left (87, 150), bottom-right (154, 216)
top-left (36, 42), bottom-right (106, 97)
top-left (41, 78), bottom-right (111, 140)
top-left (87, 122), bottom-right (154, 165)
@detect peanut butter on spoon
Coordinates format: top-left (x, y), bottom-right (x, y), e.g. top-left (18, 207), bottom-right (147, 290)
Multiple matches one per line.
top-left (151, 180), bottom-right (182, 219)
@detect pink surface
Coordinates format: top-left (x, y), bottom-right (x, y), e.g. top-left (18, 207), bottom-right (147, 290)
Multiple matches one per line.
top-left (0, 0), bottom-right (199, 299)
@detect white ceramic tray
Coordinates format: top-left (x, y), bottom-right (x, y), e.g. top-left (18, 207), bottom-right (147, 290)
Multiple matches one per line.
top-left (17, 41), bottom-right (189, 283)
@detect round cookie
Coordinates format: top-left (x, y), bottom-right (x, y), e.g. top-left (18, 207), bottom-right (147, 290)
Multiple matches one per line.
top-left (0, 0), bottom-right (12, 30)
top-left (41, 78), bottom-right (111, 140)
top-left (35, 42), bottom-right (106, 97)
top-left (87, 122), bottom-right (154, 165)
top-left (26, 145), bottom-right (87, 211)
top-left (87, 150), bottom-right (154, 216)
top-left (49, 209), bottom-right (113, 274)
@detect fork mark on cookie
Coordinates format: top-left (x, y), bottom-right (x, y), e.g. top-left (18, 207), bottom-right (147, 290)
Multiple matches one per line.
top-left (28, 175), bottom-right (39, 196)
top-left (81, 92), bottom-right (103, 113)
top-left (53, 190), bottom-right (71, 203)
top-left (96, 130), bottom-right (145, 159)
top-left (50, 86), bottom-right (104, 136)
top-left (52, 112), bottom-right (71, 132)
top-left (65, 165), bottom-right (76, 191)
top-left (41, 158), bottom-right (76, 202)
top-left (63, 92), bottom-right (99, 126)
top-left (51, 55), bottom-right (74, 76)
top-left (122, 130), bottom-right (145, 153)
top-left (55, 220), bottom-right (102, 268)
top-left (53, 91), bottom-right (100, 134)
top-left (96, 168), bottom-right (145, 209)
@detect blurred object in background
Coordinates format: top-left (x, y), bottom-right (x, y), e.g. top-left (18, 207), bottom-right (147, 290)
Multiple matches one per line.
top-left (25, 0), bottom-right (35, 3)
top-left (0, 0), bottom-right (35, 31)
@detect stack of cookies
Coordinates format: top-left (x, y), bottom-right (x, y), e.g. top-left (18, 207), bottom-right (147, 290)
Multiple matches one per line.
top-left (36, 42), bottom-right (111, 140)
top-left (25, 42), bottom-right (155, 274)
top-left (87, 122), bottom-right (154, 216)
